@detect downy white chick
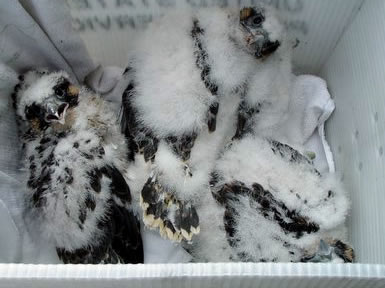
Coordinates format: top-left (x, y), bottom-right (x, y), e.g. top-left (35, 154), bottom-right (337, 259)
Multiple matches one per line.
top-left (197, 135), bottom-right (354, 263)
top-left (120, 4), bottom-right (289, 244)
top-left (14, 70), bottom-right (143, 264)
top-left (232, 6), bottom-right (293, 141)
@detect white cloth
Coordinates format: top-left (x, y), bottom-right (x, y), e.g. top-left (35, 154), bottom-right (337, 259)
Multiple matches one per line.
top-left (0, 0), bottom-right (95, 83)
top-left (280, 75), bottom-right (336, 173)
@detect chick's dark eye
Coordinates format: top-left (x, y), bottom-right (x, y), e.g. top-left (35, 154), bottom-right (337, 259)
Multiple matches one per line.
top-left (55, 86), bottom-right (66, 99)
top-left (54, 81), bottom-right (70, 100)
top-left (55, 87), bottom-right (65, 98)
top-left (252, 15), bottom-right (264, 26)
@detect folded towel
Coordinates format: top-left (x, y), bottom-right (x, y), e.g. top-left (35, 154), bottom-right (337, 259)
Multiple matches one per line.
top-left (278, 75), bottom-right (336, 173)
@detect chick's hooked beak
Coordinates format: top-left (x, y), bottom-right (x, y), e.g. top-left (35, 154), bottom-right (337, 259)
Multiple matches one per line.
top-left (240, 7), bottom-right (281, 59)
top-left (256, 40), bottom-right (280, 59)
top-left (242, 26), bottom-right (280, 58)
top-left (45, 102), bottom-right (69, 125)
top-left (45, 82), bottom-right (80, 125)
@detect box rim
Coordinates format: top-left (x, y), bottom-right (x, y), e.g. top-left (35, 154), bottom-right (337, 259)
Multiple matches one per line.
top-left (0, 263), bottom-right (385, 279)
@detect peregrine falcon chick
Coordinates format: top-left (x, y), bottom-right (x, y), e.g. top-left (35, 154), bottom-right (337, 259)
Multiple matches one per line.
top-left (190, 135), bottom-right (353, 263)
top-left (14, 70), bottom-right (143, 264)
top-left (119, 3), bottom-right (288, 244)
top-left (232, 6), bottom-right (293, 141)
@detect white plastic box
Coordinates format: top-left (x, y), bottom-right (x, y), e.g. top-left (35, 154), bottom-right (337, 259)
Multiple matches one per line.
top-left (1, 0), bottom-right (385, 287)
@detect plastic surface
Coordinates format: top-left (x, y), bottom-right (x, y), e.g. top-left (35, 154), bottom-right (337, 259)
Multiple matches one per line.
top-left (321, 0), bottom-right (385, 264)
top-left (0, 263), bottom-right (385, 288)
top-left (0, 201), bottom-right (21, 263)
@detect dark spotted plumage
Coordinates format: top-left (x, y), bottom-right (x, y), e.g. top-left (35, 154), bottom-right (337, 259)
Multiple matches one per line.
top-left (85, 194), bottom-right (96, 211)
top-left (120, 68), bottom-right (202, 243)
top-left (233, 100), bottom-right (260, 140)
top-left (24, 103), bottom-right (49, 131)
top-left (56, 217), bottom-right (120, 264)
top-left (166, 132), bottom-right (198, 162)
top-left (333, 240), bottom-right (355, 263)
top-left (140, 174), bottom-right (200, 242)
top-left (205, 134), bottom-right (352, 263)
top-left (58, 200), bottom-right (143, 264)
top-left (121, 80), bottom-right (159, 162)
top-left (109, 203), bottom-right (143, 264)
top-left (102, 165), bottom-right (132, 204)
top-left (269, 140), bottom-right (321, 175)
top-left (88, 168), bottom-right (102, 193)
top-left (191, 19), bottom-right (219, 133)
top-left (15, 70), bottom-right (143, 264)
top-left (215, 181), bottom-right (319, 246)
top-left (121, 79), bottom-right (199, 165)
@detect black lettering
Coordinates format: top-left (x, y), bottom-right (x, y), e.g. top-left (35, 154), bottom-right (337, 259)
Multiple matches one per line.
top-left (72, 18), bottom-right (85, 32)
top-left (94, 15), bottom-right (111, 30)
top-left (97, 0), bottom-right (107, 8)
top-left (187, 0), bottom-right (208, 7)
top-left (67, 0), bottom-right (91, 9)
top-left (116, 0), bottom-right (135, 7)
top-left (136, 14), bottom-right (153, 29)
top-left (115, 15), bottom-right (136, 29)
top-left (85, 18), bottom-right (95, 31)
top-left (156, 0), bottom-right (176, 7)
